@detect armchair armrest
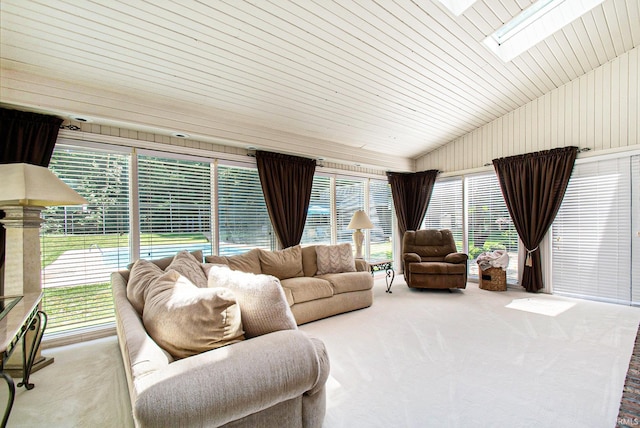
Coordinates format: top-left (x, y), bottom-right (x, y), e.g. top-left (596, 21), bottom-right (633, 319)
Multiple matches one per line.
top-left (133, 329), bottom-right (328, 428)
top-left (444, 252), bottom-right (468, 264)
top-left (403, 253), bottom-right (421, 264)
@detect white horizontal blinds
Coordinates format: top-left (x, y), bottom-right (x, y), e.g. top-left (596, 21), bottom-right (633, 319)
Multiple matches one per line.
top-left (632, 156), bottom-right (640, 305)
top-left (218, 164), bottom-right (274, 254)
top-left (301, 175), bottom-right (331, 245)
top-left (466, 173), bottom-right (518, 283)
top-left (369, 179), bottom-right (393, 259)
top-left (423, 178), bottom-right (464, 248)
top-left (552, 156), bottom-right (632, 304)
top-left (41, 148), bottom-right (130, 335)
top-left (336, 177), bottom-right (365, 246)
top-left (138, 155), bottom-right (213, 260)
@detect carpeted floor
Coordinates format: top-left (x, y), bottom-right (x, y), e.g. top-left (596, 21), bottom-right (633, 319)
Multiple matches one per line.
top-left (4, 276), bottom-right (640, 427)
top-left (618, 325), bottom-right (640, 427)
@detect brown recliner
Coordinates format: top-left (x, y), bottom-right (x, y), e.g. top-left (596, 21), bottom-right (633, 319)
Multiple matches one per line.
top-left (402, 229), bottom-right (468, 289)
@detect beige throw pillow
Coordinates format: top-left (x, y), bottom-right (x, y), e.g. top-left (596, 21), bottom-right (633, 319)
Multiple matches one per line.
top-left (315, 243), bottom-right (357, 275)
top-left (166, 250), bottom-right (208, 288)
top-left (206, 265), bottom-right (298, 338)
top-left (258, 245), bottom-right (304, 280)
top-left (143, 270), bottom-right (244, 360)
top-left (204, 248), bottom-right (262, 274)
top-left (127, 259), bottom-right (164, 315)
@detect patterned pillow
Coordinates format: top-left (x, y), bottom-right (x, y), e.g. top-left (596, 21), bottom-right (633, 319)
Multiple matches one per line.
top-left (315, 243), bottom-right (357, 275)
top-left (143, 270), bottom-right (245, 360)
top-left (206, 265), bottom-right (298, 338)
top-left (166, 250), bottom-right (208, 288)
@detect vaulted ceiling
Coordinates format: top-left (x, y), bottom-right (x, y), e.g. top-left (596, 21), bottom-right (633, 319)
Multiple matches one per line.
top-left (1, 0), bottom-right (638, 170)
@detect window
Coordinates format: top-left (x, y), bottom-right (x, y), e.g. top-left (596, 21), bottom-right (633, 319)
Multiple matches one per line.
top-left (335, 178), bottom-right (365, 246)
top-left (218, 164), bottom-right (274, 254)
top-left (466, 174), bottom-right (518, 282)
top-left (138, 154), bottom-right (213, 259)
top-left (369, 179), bottom-right (393, 259)
top-left (552, 155), bottom-right (638, 304)
top-left (423, 178), bottom-right (463, 248)
top-left (301, 175), bottom-right (331, 245)
top-left (41, 147), bottom-right (130, 335)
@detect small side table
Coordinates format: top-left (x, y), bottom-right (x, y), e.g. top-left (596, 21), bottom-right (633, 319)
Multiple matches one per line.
top-left (368, 260), bottom-right (395, 293)
top-left (0, 292), bottom-right (47, 428)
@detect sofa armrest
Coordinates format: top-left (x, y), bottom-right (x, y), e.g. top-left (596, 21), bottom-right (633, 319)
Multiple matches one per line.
top-left (354, 259), bottom-right (369, 272)
top-left (444, 252), bottom-right (468, 264)
top-left (403, 253), bottom-right (421, 264)
top-left (132, 329), bottom-right (328, 428)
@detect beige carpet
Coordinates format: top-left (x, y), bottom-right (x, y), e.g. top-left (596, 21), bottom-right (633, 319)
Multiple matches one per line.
top-left (4, 276), bottom-right (640, 427)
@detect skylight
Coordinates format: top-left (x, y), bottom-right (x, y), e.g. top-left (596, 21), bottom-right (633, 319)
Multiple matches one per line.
top-left (436, 0), bottom-right (477, 16)
top-left (484, 0), bottom-right (605, 62)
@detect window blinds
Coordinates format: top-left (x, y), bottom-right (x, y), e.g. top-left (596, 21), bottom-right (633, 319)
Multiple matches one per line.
top-left (335, 177), bottom-right (365, 245)
top-left (552, 156), bottom-right (635, 304)
top-left (423, 178), bottom-right (464, 247)
top-left (369, 179), bottom-right (393, 259)
top-left (301, 175), bottom-right (331, 245)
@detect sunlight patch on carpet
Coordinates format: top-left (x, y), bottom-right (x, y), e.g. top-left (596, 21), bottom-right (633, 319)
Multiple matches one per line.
top-left (506, 298), bottom-right (576, 316)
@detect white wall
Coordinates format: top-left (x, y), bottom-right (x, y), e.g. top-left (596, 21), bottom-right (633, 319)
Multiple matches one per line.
top-left (416, 46), bottom-right (639, 173)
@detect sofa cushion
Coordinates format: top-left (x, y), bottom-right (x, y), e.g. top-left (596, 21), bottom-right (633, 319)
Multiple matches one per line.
top-left (259, 245), bottom-right (304, 280)
top-left (127, 259), bottom-right (164, 315)
top-left (205, 248), bottom-right (262, 275)
top-left (143, 270), bottom-right (244, 360)
top-left (127, 250), bottom-right (203, 270)
top-left (280, 277), bottom-right (334, 304)
top-left (301, 245), bottom-right (318, 277)
top-left (315, 243), bottom-right (357, 275)
top-left (166, 250), bottom-right (208, 288)
top-left (205, 265), bottom-right (298, 338)
top-left (316, 271), bottom-right (373, 294)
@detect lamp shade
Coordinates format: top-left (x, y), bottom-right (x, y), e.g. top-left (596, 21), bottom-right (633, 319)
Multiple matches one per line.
top-left (347, 210), bottom-right (374, 230)
top-left (0, 163), bottom-right (88, 206)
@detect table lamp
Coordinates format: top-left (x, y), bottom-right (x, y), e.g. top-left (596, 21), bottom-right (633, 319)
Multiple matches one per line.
top-left (347, 210), bottom-right (374, 259)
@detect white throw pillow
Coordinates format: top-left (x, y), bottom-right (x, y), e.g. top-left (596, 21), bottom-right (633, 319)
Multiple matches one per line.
top-left (315, 243), bottom-right (357, 275)
top-left (143, 270), bottom-right (244, 360)
top-left (205, 265), bottom-right (298, 338)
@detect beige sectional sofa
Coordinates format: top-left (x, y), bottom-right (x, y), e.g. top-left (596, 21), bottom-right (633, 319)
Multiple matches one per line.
top-left (205, 244), bottom-right (374, 325)
top-left (111, 250), bottom-right (330, 428)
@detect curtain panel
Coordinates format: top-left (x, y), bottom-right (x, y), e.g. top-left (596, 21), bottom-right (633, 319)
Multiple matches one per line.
top-left (493, 146), bottom-right (578, 292)
top-left (0, 108), bottom-right (62, 294)
top-left (386, 170), bottom-right (438, 239)
top-left (255, 150), bottom-right (316, 249)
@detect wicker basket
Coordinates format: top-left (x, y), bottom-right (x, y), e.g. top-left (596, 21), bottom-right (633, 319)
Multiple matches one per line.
top-left (478, 266), bottom-right (507, 291)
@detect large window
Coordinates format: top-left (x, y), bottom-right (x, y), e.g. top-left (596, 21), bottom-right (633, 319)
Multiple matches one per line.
top-left (301, 175), bottom-right (331, 245)
top-left (336, 178), bottom-right (365, 246)
top-left (138, 155), bottom-right (213, 259)
top-left (369, 179), bottom-right (392, 259)
top-left (466, 174), bottom-right (518, 282)
top-left (552, 155), bottom-right (639, 304)
top-left (423, 178), bottom-right (463, 248)
top-left (41, 147), bottom-right (130, 335)
top-left (218, 164), bottom-right (274, 254)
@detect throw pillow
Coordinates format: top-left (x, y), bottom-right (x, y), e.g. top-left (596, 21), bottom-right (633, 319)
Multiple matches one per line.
top-left (258, 245), bottom-right (304, 280)
top-left (127, 250), bottom-right (203, 270)
top-left (206, 265), bottom-right (297, 338)
top-left (204, 248), bottom-right (262, 274)
top-left (315, 243), bottom-right (357, 275)
top-left (127, 259), bottom-right (164, 315)
top-left (143, 270), bottom-right (245, 360)
top-left (166, 250), bottom-right (208, 288)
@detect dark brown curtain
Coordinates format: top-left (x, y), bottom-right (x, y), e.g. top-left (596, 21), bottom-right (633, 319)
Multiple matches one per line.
top-left (493, 146), bottom-right (578, 293)
top-left (386, 170), bottom-right (438, 238)
top-left (0, 108), bottom-right (62, 294)
top-left (256, 150), bottom-right (316, 249)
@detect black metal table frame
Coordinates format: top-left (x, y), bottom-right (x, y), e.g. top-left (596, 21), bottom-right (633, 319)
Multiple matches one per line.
top-left (369, 260), bottom-right (395, 293)
top-left (1, 306), bottom-right (47, 428)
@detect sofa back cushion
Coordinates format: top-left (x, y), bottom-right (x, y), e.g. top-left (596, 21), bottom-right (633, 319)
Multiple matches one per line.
top-left (259, 245), bottom-right (304, 280)
top-left (166, 250), bottom-right (208, 288)
top-left (127, 250), bottom-right (203, 270)
top-left (301, 245), bottom-right (318, 277)
top-left (206, 265), bottom-right (298, 338)
top-left (205, 248), bottom-right (262, 274)
top-left (143, 270), bottom-right (245, 359)
top-left (315, 243), bottom-right (357, 275)
top-left (127, 259), bottom-right (164, 315)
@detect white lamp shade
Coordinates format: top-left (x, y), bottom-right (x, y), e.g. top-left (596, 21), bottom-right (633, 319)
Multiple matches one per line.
top-left (0, 163), bottom-right (88, 206)
top-left (347, 210), bottom-right (374, 230)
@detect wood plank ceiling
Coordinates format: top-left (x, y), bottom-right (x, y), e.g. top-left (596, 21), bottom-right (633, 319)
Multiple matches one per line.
top-left (0, 0), bottom-right (638, 168)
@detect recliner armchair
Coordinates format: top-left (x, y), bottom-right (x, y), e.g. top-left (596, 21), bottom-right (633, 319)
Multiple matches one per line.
top-left (402, 229), bottom-right (468, 289)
